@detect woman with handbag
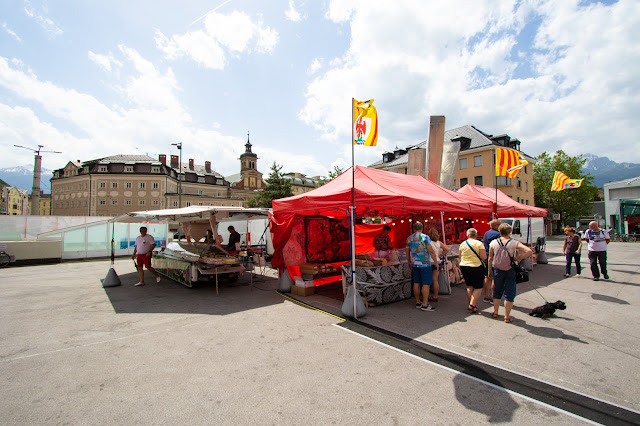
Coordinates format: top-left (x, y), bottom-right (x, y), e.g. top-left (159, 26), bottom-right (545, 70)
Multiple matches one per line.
top-left (458, 228), bottom-right (486, 313)
top-left (487, 223), bottom-right (533, 323)
top-left (427, 228), bottom-right (450, 302)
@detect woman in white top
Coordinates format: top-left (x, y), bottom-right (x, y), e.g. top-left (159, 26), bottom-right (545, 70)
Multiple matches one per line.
top-left (487, 223), bottom-right (532, 323)
top-left (427, 228), bottom-right (450, 303)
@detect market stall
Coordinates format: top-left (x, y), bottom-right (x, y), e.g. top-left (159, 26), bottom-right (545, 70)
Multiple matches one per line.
top-left (271, 166), bottom-right (496, 302)
top-left (113, 206), bottom-right (271, 292)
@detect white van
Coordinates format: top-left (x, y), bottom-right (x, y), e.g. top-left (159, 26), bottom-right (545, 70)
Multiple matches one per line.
top-left (499, 217), bottom-right (546, 251)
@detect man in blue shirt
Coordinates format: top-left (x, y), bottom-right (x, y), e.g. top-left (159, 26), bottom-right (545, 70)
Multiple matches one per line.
top-left (482, 219), bottom-right (501, 303)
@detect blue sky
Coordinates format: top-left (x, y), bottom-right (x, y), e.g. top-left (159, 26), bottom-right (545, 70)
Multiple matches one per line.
top-left (1, 0), bottom-right (638, 180)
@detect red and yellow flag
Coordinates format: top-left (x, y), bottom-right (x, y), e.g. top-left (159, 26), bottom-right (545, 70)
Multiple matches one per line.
top-left (551, 171), bottom-right (583, 191)
top-left (495, 147), bottom-right (529, 178)
top-left (353, 98), bottom-right (378, 146)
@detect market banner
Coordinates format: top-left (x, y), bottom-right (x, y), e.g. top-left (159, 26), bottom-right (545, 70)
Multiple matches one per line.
top-left (495, 147), bottom-right (528, 178)
top-left (353, 98), bottom-right (378, 146)
top-left (551, 170), bottom-right (583, 191)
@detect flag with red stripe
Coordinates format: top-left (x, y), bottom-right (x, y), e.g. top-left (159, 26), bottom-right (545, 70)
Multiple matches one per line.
top-left (551, 171), bottom-right (583, 191)
top-left (495, 147), bottom-right (528, 178)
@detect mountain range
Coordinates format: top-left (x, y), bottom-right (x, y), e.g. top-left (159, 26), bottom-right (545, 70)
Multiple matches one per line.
top-left (0, 154), bottom-right (638, 192)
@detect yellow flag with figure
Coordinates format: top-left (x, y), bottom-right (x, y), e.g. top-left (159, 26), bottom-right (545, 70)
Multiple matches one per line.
top-left (495, 147), bottom-right (529, 178)
top-left (353, 98), bottom-right (378, 146)
top-left (551, 171), bottom-right (583, 191)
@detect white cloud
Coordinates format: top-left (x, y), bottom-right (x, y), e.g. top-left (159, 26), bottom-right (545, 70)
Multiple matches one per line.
top-left (23, 0), bottom-right (63, 37)
top-left (300, 0), bottom-right (640, 164)
top-left (307, 58), bottom-right (323, 75)
top-left (156, 10), bottom-right (278, 69)
top-left (285, 0), bottom-right (303, 22)
top-left (88, 51), bottom-right (122, 73)
top-left (2, 22), bottom-right (21, 42)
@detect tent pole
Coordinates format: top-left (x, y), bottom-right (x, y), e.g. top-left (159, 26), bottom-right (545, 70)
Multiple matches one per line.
top-left (351, 98), bottom-right (357, 319)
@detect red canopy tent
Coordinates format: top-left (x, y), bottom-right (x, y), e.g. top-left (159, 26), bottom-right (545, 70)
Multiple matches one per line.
top-left (270, 166), bottom-right (496, 268)
top-left (457, 184), bottom-right (547, 217)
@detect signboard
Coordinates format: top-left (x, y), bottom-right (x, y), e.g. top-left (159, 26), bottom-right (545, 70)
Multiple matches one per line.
top-left (552, 214), bottom-right (560, 221)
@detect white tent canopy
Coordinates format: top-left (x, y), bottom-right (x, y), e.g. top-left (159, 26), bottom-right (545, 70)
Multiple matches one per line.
top-left (112, 206), bottom-right (271, 224)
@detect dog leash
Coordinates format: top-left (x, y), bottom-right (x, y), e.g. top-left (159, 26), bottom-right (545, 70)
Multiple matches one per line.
top-left (522, 278), bottom-right (549, 303)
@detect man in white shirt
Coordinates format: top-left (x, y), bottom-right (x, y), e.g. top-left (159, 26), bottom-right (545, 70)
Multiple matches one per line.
top-left (132, 226), bottom-right (161, 286)
top-left (584, 221), bottom-right (610, 281)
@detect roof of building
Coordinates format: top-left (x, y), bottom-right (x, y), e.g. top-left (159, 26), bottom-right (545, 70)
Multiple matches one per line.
top-left (369, 125), bottom-right (535, 168)
top-left (225, 173), bottom-right (242, 184)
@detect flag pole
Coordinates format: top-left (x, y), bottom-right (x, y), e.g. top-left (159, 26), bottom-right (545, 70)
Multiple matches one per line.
top-left (351, 98), bottom-right (357, 319)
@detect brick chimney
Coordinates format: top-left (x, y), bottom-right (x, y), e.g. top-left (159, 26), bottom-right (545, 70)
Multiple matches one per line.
top-left (204, 161), bottom-right (211, 173)
top-left (170, 155), bottom-right (179, 168)
top-left (188, 159), bottom-right (194, 170)
top-left (159, 154), bottom-right (166, 164)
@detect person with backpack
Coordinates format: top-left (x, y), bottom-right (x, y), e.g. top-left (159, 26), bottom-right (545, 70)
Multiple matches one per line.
top-left (482, 219), bottom-right (501, 303)
top-left (406, 222), bottom-right (439, 312)
top-left (487, 223), bottom-right (533, 323)
top-left (584, 221), bottom-right (610, 281)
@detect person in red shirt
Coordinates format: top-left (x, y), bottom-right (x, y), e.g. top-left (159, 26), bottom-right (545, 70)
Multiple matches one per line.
top-left (132, 226), bottom-right (161, 286)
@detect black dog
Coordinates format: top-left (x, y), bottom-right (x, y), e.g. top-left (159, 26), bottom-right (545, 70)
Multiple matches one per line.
top-left (529, 300), bottom-right (566, 318)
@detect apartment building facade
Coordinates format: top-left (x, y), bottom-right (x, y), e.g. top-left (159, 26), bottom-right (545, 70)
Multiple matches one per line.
top-left (50, 154), bottom-right (242, 216)
top-left (28, 193), bottom-right (51, 215)
top-left (370, 125), bottom-right (536, 205)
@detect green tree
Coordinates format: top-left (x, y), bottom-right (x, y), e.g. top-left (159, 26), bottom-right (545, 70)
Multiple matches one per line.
top-left (533, 150), bottom-right (599, 230)
top-left (319, 165), bottom-right (344, 185)
top-left (246, 162), bottom-right (293, 208)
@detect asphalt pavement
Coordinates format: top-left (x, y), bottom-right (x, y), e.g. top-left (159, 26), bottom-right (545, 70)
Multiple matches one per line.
top-left (0, 237), bottom-right (639, 424)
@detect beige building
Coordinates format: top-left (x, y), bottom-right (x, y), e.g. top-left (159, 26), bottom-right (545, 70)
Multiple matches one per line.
top-left (2, 187), bottom-right (29, 215)
top-left (50, 154), bottom-right (243, 216)
top-left (225, 135), bottom-right (267, 202)
top-left (283, 173), bottom-right (322, 195)
top-left (370, 125), bottom-right (536, 205)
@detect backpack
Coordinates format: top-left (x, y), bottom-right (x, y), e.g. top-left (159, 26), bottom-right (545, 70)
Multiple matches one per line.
top-left (493, 239), bottom-right (513, 271)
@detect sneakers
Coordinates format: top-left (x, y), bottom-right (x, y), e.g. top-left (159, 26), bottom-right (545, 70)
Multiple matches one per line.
top-left (603, 274), bottom-right (609, 280)
top-left (576, 274), bottom-right (581, 277)
top-left (593, 277), bottom-right (599, 281)
top-left (421, 304), bottom-right (436, 311)
top-left (134, 282), bottom-right (145, 286)
top-left (156, 275), bottom-right (161, 283)
top-left (415, 302), bottom-right (422, 308)
top-left (483, 297), bottom-right (493, 303)
top-left (564, 274), bottom-right (570, 277)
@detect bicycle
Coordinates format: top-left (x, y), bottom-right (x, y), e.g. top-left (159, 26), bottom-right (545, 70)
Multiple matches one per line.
top-left (0, 251), bottom-right (11, 267)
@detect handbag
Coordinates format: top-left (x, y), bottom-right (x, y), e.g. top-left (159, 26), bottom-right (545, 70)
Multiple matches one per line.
top-left (465, 240), bottom-right (487, 273)
top-left (504, 242), bottom-right (529, 283)
top-left (437, 260), bottom-right (451, 295)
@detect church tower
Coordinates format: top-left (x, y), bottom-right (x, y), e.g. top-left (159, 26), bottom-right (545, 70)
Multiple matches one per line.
top-left (236, 132), bottom-right (264, 191)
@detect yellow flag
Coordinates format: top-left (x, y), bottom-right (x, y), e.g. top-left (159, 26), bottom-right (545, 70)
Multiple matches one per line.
top-left (495, 147), bottom-right (529, 178)
top-left (353, 98), bottom-right (378, 146)
top-left (552, 171), bottom-right (583, 191)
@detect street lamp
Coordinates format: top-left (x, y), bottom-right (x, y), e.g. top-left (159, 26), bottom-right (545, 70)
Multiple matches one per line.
top-left (171, 142), bottom-right (182, 208)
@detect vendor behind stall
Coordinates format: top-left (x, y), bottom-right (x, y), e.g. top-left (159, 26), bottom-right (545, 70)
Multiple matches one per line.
top-left (373, 224), bottom-right (394, 258)
top-left (225, 226), bottom-right (241, 251)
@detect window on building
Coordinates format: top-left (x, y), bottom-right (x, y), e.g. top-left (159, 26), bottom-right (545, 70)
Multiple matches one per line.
top-left (99, 166), bottom-right (107, 172)
top-left (153, 182), bottom-right (159, 189)
top-left (84, 183), bottom-right (88, 189)
top-left (139, 182), bottom-right (145, 189)
top-left (99, 182), bottom-right (106, 189)
top-left (517, 180), bottom-right (522, 188)
top-left (172, 201), bottom-right (178, 207)
top-left (198, 177), bottom-right (205, 183)
top-left (525, 182), bottom-right (529, 192)
top-left (517, 196), bottom-right (520, 202)
top-left (473, 155), bottom-right (482, 167)
top-left (460, 177), bottom-right (468, 187)
top-left (216, 179), bottom-right (223, 185)
top-left (198, 202), bottom-right (203, 206)
top-left (152, 167), bottom-right (160, 173)
top-left (125, 200), bottom-right (131, 205)
top-left (217, 191), bottom-right (221, 197)
top-left (496, 176), bottom-right (513, 186)
top-left (112, 182), bottom-right (118, 189)
top-left (186, 201), bottom-right (191, 207)
top-left (139, 200), bottom-right (145, 206)
top-left (99, 200), bottom-right (106, 205)
top-left (153, 200), bottom-right (159, 205)
top-left (125, 166), bottom-right (133, 172)
top-left (459, 158), bottom-right (468, 170)
top-left (198, 190), bottom-right (203, 195)
top-left (524, 166), bottom-right (528, 174)
top-left (526, 200), bottom-right (529, 205)
top-left (474, 176), bottom-right (483, 185)
top-left (111, 200), bottom-right (118, 205)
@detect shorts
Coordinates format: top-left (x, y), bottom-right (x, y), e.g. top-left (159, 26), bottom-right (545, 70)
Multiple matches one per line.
top-left (137, 253), bottom-right (152, 268)
top-left (412, 266), bottom-right (433, 286)
top-left (493, 268), bottom-right (516, 302)
top-left (460, 265), bottom-right (484, 289)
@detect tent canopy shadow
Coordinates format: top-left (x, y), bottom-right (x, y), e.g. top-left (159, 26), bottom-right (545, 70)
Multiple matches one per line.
top-left (104, 271), bottom-right (283, 315)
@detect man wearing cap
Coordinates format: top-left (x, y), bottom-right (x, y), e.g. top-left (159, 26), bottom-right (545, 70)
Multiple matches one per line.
top-left (132, 226), bottom-right (161, 286)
